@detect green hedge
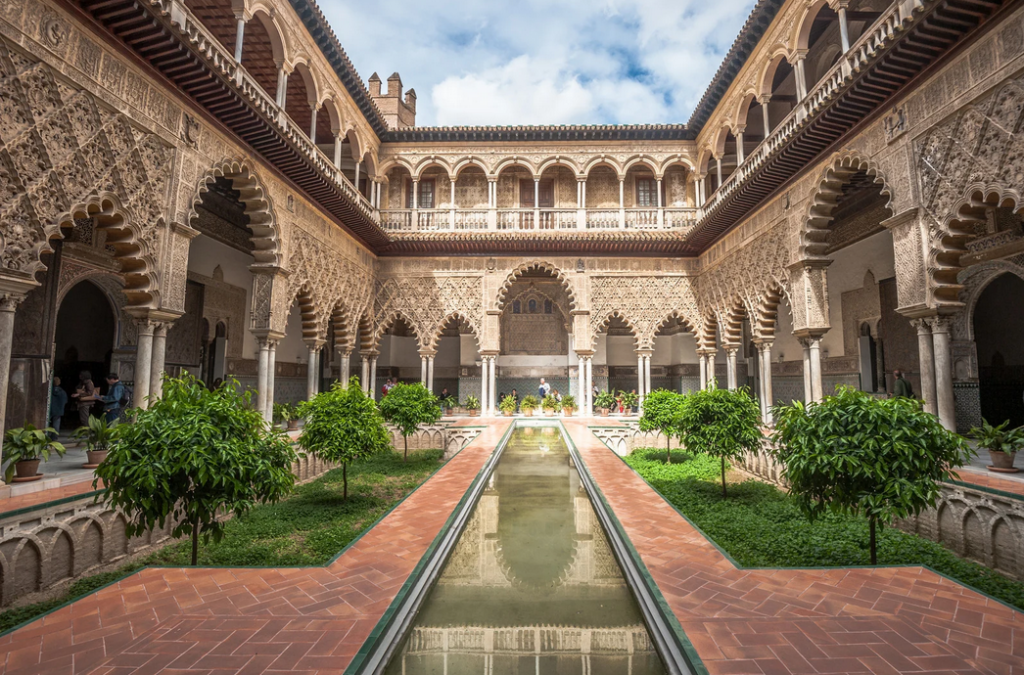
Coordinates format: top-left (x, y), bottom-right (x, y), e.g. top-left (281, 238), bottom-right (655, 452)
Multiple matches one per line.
top-left (624, 447), bottom-right (1024, 611)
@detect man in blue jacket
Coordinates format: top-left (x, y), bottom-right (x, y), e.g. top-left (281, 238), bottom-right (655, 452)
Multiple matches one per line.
top-left (100, 373), bottom-right (126, 423)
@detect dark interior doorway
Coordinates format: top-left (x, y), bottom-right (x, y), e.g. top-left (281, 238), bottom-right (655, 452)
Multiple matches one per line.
top-left (53, 280), bottom-right (116, 428)
top-left (974, 273), bottom-right (1024, 428)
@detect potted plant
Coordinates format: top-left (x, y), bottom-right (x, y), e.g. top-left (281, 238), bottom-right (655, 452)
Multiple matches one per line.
top-left (3, 425), bottom-right (66, 482)
top-left (561, 394), bottom-right (576, 417)
top-left (277, 404), bottom-right (303, 431)
top-left (464, 395), bottom-right (481, 417)
top-left (620, 390), bottom-right (639, 414)
top-left (440, 394), bottom-right (458, 415)
top-left (520, 395), bottom-right (539, 417)
top-left (542, 394), bottom-right (561, 416)
top-left (74, 415), bottom-right (119, 468)
top-left (499, 395), bottom-right (517, 417)
top-left (594, 391), bottom-right (616, 417)
top-left (970, 418), bottom-right (1024, 473)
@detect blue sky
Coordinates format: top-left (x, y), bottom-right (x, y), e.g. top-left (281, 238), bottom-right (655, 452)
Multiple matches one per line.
top-left (318, 0), bottom-right (758, 126)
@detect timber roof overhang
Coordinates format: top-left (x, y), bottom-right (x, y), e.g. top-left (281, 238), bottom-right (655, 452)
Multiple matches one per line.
top-left (688, 0), bottom-right (786, 132)
top-left (68, 0), bottom-right (391, 250)
top-left (382, 125), bottom-right (695, 143)
top-left (379, 231), bottom-right (701, 257)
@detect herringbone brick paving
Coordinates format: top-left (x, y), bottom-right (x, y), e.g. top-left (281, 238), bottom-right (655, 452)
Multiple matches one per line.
top-left (0, 419), bottom-right (511, 675)
top-left (562, 419), bottom-right (1024, 675)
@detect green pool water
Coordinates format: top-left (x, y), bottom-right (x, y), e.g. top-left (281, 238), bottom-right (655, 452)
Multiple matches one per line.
top-left (384, 424), bottom-right (666, 675)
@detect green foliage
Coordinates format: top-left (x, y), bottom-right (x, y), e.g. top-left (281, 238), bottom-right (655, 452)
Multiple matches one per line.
top-left (464, 395), bottom-right (481, 411)
top-left (3, 424), bottom-right (66, 482)
top-left (594, 391), bottom-right (617, 410)
top-left (679, 387), bottom-right (762, 496)
top-left (96, 375), bottom-right (297, 565)
top-left (73, 415), bottom-right (119, 452)
top-left (273, 403), bottom-right (301, 424)
top-left (0, 448), bottom-right (444, 633)
top-left (378, 382), bottom-right (442, 461)
top-left (771, 387), bottom-right (973, 563)
top-left (619, 390), bottom-right (639, 409)
top-left (542, 394), bottom-right (561, 412)
top-left (970, 418), bottom-right (1024, 454)
top-left (638, 389), bottom-right (684, 463)
top-left (561, 394), bottom-right (576, 411)
top-left (625, 451), bottom-right (1024, 611)
top-left (520, 395), bottom-right (539, 412)
top-left (499, 395), bottom-right (518, 414)
top-left (439, 394), bottom-right (458, 411)
top-left (300, 377), bottom-right (392, 485)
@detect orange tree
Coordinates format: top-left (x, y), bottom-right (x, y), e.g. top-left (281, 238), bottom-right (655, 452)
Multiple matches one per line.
top-left (379, 382), bottom-right (442, 461)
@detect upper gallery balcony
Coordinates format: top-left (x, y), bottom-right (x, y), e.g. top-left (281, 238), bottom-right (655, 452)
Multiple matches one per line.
top-left (379, 161), bottom-right (697, 234)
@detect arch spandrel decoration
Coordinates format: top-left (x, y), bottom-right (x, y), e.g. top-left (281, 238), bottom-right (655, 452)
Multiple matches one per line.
top-left (588, 276), bottom-right (700, 351)
top-left (373, 275), bottom-right (484, 352)
top-left (494, 261), bottom-right (578, 313)
top-left (0, 42), bottom-right (174, 308)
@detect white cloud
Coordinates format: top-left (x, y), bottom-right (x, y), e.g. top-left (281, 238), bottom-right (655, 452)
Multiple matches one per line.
top-left (318, 0), bottom-right (757, 126)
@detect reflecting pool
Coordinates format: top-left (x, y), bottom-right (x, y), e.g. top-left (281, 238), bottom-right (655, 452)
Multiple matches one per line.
top-left (384, 425), bottom-right (666, 675)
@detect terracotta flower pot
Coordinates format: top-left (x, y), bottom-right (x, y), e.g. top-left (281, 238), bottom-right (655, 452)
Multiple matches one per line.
top-left (564, 409), bottom-right (574, 417)
top-left (85, 450), bottom-right (108, 467)
top-left (470, 409), bottom-right (480, 417)
top-left (15, 459), bottom-right (40, 479)
top-left (287, 420), bottom-right (300, 431)
top-left (988, 449), bottom-right (1019, 473)
top-left (599, 409), bottom-right (609, 417)
top-left (524, 409), bottom-right (534, 417)
top-left (502, 410), bottom-right (512, 417)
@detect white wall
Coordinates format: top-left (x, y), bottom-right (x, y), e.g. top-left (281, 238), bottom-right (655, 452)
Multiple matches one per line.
top-left (186, 235), bottom-right (256, 357)
top-left (824, 229), bottom-right (895, 356)
top-left (460, 335), bottom-right (480, 366)
top-left (277, 303), bottom-right (308, 364)
top-left (379, 335), bottom-right (421, 368)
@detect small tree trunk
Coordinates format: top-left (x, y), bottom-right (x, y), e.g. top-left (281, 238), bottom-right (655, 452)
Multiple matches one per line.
top-left (869, 516), bottom-right (877, 565)
top-left (343, 462), bottom-right (348, 500)
top-left (721, 456), bottom-right (728, 498)
top-left (191, 516), bottom-right (200, 566)
top-left (404, 435), bottom-right (409, 462)
top-left (665, 435), bottom-right (671, 464)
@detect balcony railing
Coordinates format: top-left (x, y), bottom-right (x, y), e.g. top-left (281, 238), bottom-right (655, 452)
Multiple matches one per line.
top-left (381, 208), bottom-right (698, 232)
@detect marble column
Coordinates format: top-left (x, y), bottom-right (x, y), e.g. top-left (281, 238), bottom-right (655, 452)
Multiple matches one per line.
top-left (707, 353), bottom-right (716, 389)
top-left (644, 355), bottom-right (652, 399)
top-left (135, 320), bottom-right (154, 411)
top-left (233, 16), bottom-right (245, 62)
top-left (361, 355), bottom-right (370, 394)
top-left (929, 316), bottom-right (956, 431)
top-left (800, 338), bottom-right (813, 402)
top-left (265, 340), bottom-right (278, 421)
top-left (148, 322), bottom-right (169, 402)
top-left (725, 348), bottom-right (738, 390)
top-left (257, 338), bottom-right (270, 419)
top-left (837, 3), bottom-right (851, 52)
top-left (306, 344), bottom-right (320, 400)
top-left (369, 357), bottom-right (378, 400)
top-left (912, 319), bottom-right (936, 415)
top-left (698, 353), bottom-right (707, 390)
top-left (421, 355), bottom-right (428, 385)
top-left (760, 342), bottom-right (774, 425)
top-left (340, 352), bottom-right (351, 387)
top-left (0, 292), bottom-right (26, 450)
top-left (578, 355), bottom-right (586, 406)
top-left (735, 131), bottom-right (745, 165)
top-left (760, 96), bottom-right (771, 134)
top-left (489, 356), bottom-right (497, 416)
top-left (809, 337), bottom-right (823, 402)
top-left (480, 357), bottom-right (490, 416)
top-left (637, 353), bottom-right (646, 402)
top-left (427, 355), bottom-right (435, 392)
top-left (584, 357), bottom-right (593, 416)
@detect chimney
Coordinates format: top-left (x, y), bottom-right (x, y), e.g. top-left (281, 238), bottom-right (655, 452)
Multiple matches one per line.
top-left (387, 72), bottom-right (403, 98)
top-left (368, 72), bottom-right (381, 98)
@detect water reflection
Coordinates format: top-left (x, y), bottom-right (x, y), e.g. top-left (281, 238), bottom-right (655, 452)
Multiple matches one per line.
top-left (385, 426), bottom-right (665, 675)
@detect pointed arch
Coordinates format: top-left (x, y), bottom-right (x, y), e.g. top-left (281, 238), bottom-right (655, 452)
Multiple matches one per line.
top-left (374, 310), bottom-right (425, 352)
top-left (427, 310), bottom-right (480, 351)
top-left (189, 159), bottom-right (282, 267)
top-left (801, 153), bottom-right (894, 260)
top-left (645, 309), bottom-right (698, 351)
top-left (495, 261), bottom-right (577, 312)
top-left (593, 310), bottom-right (642, 351)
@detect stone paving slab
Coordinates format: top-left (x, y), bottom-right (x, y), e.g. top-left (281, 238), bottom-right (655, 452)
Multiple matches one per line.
top-left (0, 419), bottom-right (511, 675)
top-left (563, 419), bottom-right (1024, 675)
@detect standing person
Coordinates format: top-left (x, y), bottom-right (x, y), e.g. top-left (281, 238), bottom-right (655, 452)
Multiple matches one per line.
top-left (892, 369), bottom-right (914, 398)
top-left (382, 377), bottom-right (394, 397)
top-left (70, 370), bottom-right (97, 427)
top-left (510, 388), bottom-right (519, 412)
top-left (49, 377), bottom-right (68, 438)
top-left (99, 373), bottom-right (126, 423)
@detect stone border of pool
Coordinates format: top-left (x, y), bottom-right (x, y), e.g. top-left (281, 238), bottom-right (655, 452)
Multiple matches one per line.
top-left (343, 420), bottom-right (518, 675)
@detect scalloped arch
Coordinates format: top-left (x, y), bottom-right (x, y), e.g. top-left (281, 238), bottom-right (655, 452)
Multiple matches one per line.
top-left (593, 310), bottom-right (641, 350)
top-left (189, 159), bottom-right (282, 267)
top-left (495, 261), bottom-right (578, 312)
top-left (426, 310), bottom-right (481, 351)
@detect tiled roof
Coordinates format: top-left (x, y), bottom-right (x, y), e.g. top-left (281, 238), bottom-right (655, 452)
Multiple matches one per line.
top-left (383, 125), bottom-right (694, 143)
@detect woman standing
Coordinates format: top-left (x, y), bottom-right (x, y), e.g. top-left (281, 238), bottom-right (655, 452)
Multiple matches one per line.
top-left (70, 370), bottom-right (97, 427)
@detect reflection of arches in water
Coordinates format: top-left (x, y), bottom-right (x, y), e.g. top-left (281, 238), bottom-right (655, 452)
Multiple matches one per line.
top-left (440, 486), bottom-right (624, 589)
top-left (54, 279), bottom-right (118, 427)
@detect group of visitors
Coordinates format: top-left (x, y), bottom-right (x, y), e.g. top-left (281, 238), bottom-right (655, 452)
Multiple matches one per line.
top-left (49, 371), bottom-right (128, 434)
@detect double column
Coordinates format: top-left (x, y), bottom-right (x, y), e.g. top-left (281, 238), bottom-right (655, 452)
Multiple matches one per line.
top-left (577, 352), bottom-right (594, 417)
top-left (419, 349), bottom-right (436, 392)
top-left (910, 315), bottom-right (955, 430)
top-left (755, 340), bottom-right (775, 424)
top-left (697, 350), bottom-right (717, 389)
top-left (305, 340), bottom-right (324, 401)
top-left (130, 310), bottom-right (181, 410)
top-left (360, 352), bottom-right (379, 399)
top-left (255, 334), bottom-right (281, 422)
top-left (480, 353), bottom-right (498, 416)
top-left (636, 350), bottom-right (652, 407)
top-left (797, 334), bottom-right (825, 402)
top-left (724, 347), bottom-right (739, 390)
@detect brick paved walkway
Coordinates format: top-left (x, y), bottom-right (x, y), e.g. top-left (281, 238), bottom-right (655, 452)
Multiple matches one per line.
top-left (0, 419), bottom-right (511, 675)
top-left (563, 420), bottom-right (1024, 675)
